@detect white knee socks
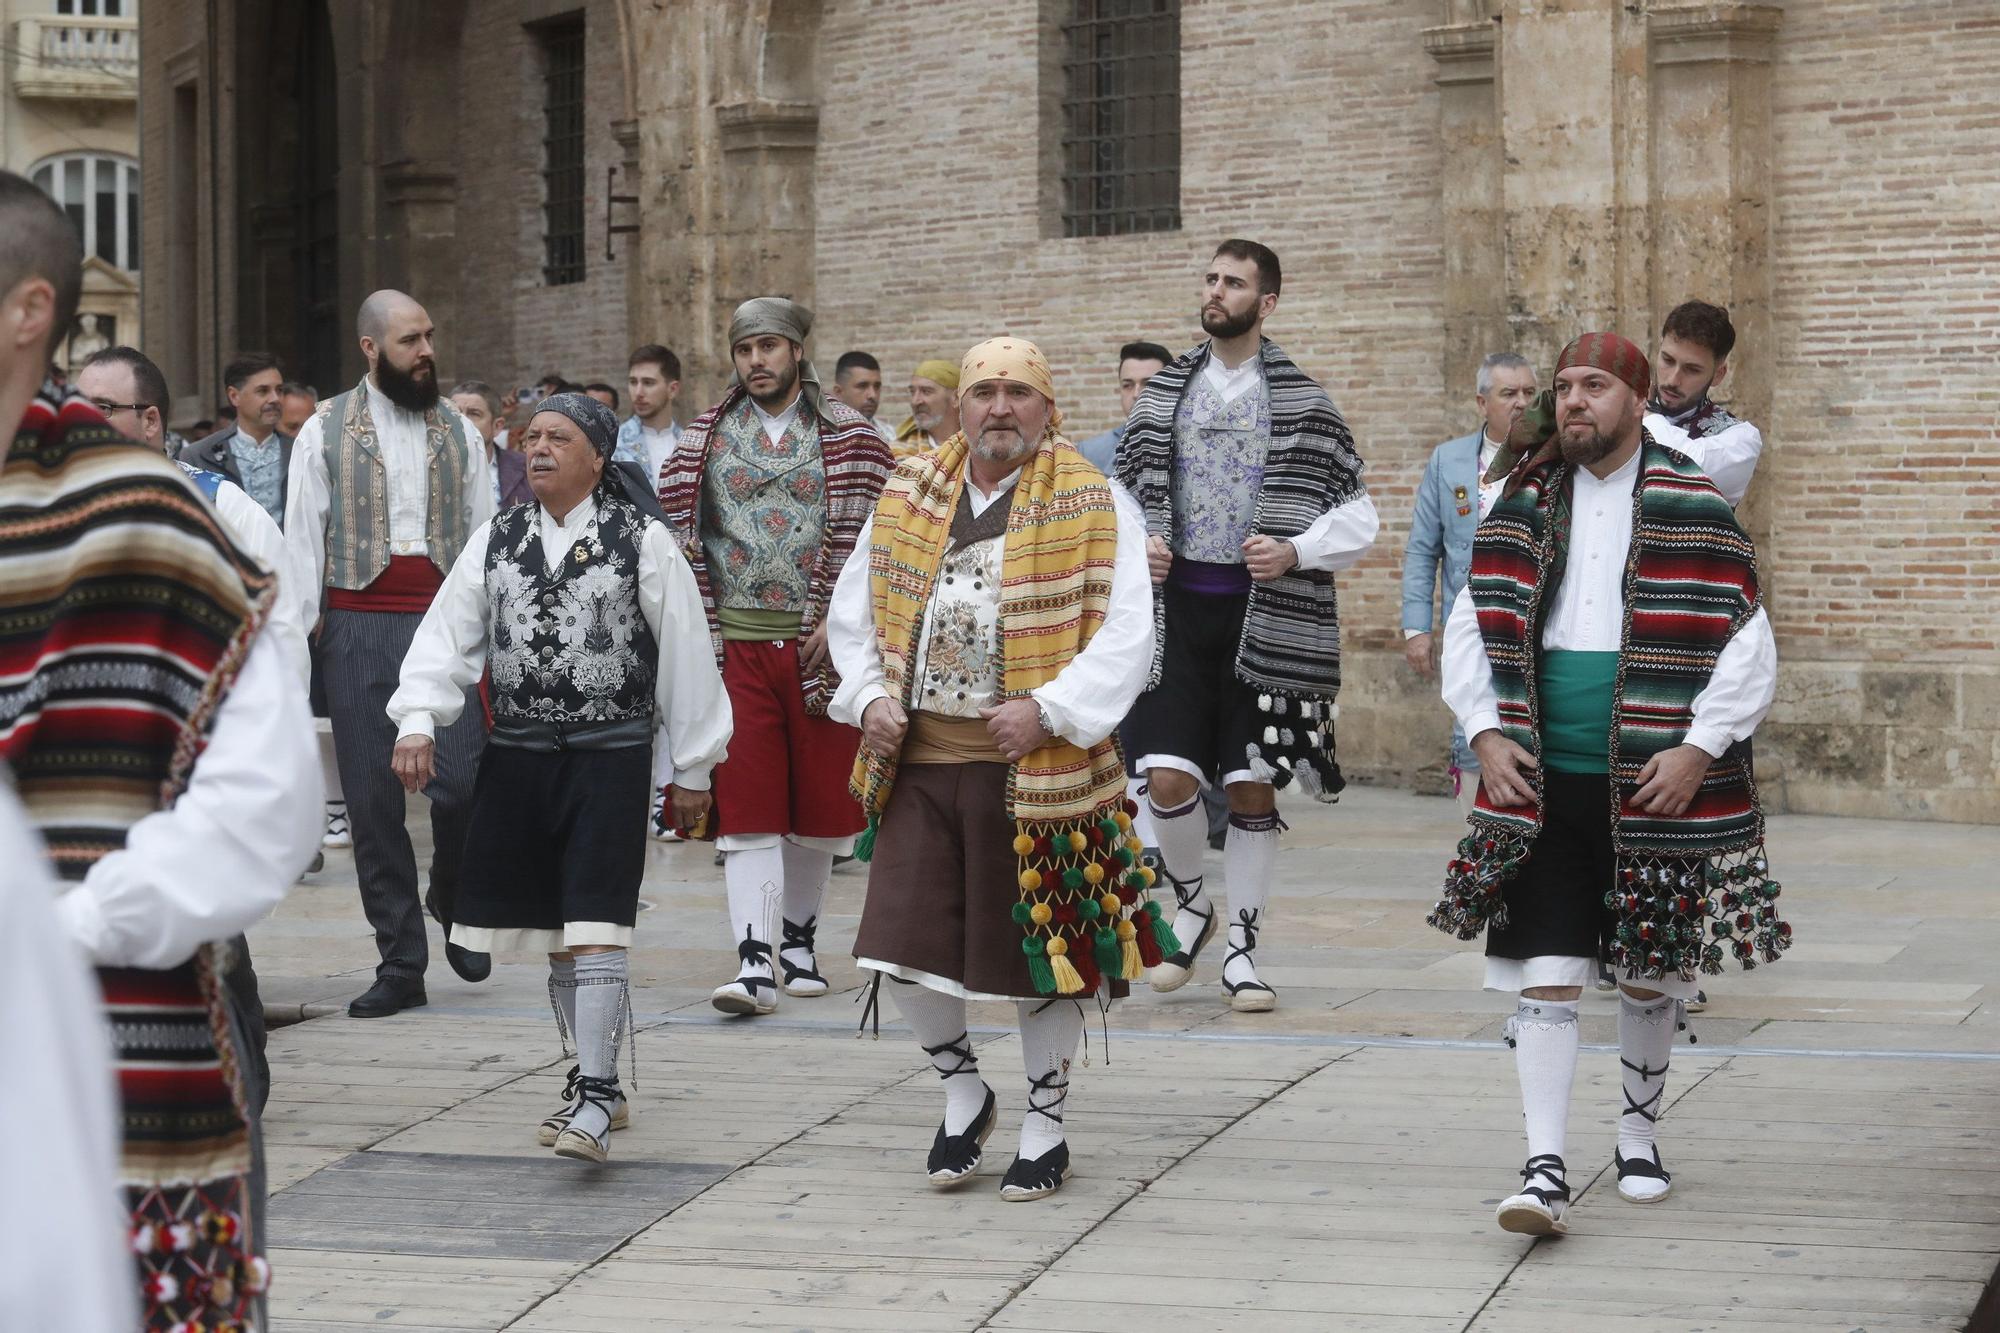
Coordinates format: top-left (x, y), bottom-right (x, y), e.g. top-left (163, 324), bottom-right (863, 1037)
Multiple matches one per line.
top-left (777, 840), bottom-right (832, 982)
top-left (1148, 791), bottom-right (1211, 923)
top-left (569, 950), bottom-right (630, 1140)
top-left (1221, 811), bottom-right (1279, 990)
top-left (547, 955), bottom-right (577, 1052)
top-left (1510, 997), bottom-right (1579, 1166)
top-left (1016, 999), bottom-right (1082, 1161)
top-left (1618, 992), bottom-right (1676, 1159)
top-left (893, 982), bottom-right (987, 1134)
top-left (722, 843), bottom-right (783, 984)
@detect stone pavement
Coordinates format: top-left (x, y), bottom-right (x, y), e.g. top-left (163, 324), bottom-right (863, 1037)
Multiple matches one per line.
top-left (249, 786), bottom-right (2000, 1332)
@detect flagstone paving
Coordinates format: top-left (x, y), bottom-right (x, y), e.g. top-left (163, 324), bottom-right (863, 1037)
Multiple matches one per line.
top-left (252, 786), bottom-right (2000, 1332)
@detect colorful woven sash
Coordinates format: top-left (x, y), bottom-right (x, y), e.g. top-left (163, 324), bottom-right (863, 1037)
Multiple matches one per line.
top-left (1427, 436), bottom-right (1792, 980)
top-left (851, 433), bottom-right (1176, 994)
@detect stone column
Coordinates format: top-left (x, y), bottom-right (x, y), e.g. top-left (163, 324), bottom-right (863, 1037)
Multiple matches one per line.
top-left (1424, 1), bottom-right (1506, 401)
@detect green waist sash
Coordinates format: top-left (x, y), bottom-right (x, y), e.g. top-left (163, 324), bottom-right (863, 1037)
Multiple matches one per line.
top-left (1538, 650), bottom-right (1618, 774)
top-left (717, 606), bottom-right (803, 641)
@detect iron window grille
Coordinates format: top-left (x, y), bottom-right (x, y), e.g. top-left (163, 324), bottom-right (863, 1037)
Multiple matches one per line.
top-left (539, 18), bottom-right (587, 286)
top-left (1060, 0), bottom-right (1181, 238)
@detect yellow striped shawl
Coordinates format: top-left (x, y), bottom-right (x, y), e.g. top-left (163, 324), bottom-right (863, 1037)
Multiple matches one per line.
top-left (851, 432), bottom-right (1166, 996)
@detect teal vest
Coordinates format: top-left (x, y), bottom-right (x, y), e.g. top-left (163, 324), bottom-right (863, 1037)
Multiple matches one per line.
top-left (319, 380), bottom-right (473, 590)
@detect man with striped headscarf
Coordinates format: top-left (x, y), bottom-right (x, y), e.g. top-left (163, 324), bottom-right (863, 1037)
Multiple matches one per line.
top-left (1430, 331), bottom-right (1784, 1236)
top-left (829, 337), bottom-right (1159, 1202)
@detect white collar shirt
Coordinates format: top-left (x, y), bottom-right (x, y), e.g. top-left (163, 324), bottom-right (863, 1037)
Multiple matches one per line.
top-left (364, 375), bottom-right (435, 553)
top-left (1540, 448), bottom-right (1639, 652)
top-left (1201, 352), bottom-right (1264, 406)
top-left (749, 395), bottom-right (803, 446)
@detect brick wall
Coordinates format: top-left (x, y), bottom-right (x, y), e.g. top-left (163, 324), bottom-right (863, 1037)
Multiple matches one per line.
top-left (450, 0), bottom-right (632, 400)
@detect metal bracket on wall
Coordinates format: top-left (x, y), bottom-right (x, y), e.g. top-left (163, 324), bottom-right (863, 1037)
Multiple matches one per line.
top-left (606, 165), bottom-right (639, 261)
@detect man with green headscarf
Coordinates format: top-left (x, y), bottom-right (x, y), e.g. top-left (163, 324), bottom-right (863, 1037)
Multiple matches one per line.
top-left (896, 359), bottom-right (961, 457)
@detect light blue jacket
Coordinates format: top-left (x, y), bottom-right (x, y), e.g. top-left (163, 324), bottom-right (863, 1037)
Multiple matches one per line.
top-left (1075, 426), bottom-right (1122, 476)
top-left (1400, 429), bottom-right (1485, 635)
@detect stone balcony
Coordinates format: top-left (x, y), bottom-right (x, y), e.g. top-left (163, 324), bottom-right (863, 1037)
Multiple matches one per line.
top-left (9, 14), bottom-right (138, 102)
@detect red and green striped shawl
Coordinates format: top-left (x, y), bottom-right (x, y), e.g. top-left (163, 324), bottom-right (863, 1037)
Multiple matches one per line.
top-left (1427, 435), bottom-right (1793, 981)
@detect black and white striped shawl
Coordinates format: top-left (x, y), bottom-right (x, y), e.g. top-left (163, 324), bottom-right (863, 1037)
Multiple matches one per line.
top-left (1115, 338), bottom-right (1364, 797)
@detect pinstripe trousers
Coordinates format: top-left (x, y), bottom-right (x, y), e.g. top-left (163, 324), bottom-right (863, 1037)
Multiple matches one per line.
top-left (322, 607), bottom-right (487, 982)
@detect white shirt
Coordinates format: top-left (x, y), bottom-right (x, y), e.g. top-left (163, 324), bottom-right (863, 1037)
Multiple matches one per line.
top-left (0, 789), bottom-right (135, 1333)
top-left (1643, 411), bottom-right (1764, 508)
top-left (871, 415), bottom-right (897, 446)
top-left (386, 497), bottom-right (734, 791)
top-left (828, 474), bottom-right (1157, 748)
top-left (749, 394), bottom-right (803, 446)
top-left (1440, 448), bottom-right (1777, 760)
top-left (1287, 493), bottom-right (1380, 573)
top-left (283, 378), bottom-right (494, 638)
top-left (205, 476), bottom-right (311, 680)
top-left (1201, 352), bottom-right (1264, 405)
top-left (638, 420), bottom-right (680, 491)
top-left (53, 630), bottom-right (324, 968)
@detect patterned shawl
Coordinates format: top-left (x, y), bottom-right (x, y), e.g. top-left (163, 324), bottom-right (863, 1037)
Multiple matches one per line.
top-left (1, 384), bottom-right (275, 1326)
top-left (1117, 338), bottom-right (1363, 797)
top-left (1426, 435), bottom-right (1791, 981)
top-left (850, 432), bottom-right (1174, 996)
top-left (660, 385), bottom-right (891, 714)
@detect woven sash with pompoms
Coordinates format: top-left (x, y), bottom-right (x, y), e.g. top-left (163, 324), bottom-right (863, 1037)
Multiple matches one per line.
top-left (851, 432), bottom-right (1178, 994)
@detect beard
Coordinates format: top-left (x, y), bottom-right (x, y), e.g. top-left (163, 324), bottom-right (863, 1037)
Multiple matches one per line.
top-left (970, 425), bottom-right (1037, 465)
top-left (1558, 421), bottom-right (1620, 467)
top-left (1199, 300), bottom-right (1258, 341)
top-left (376, 353), bottom-right (439, 412)
top-left (745, 359), bottom-right (799, 409)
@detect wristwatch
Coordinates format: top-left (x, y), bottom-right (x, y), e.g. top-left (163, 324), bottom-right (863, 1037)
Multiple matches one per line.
top-left (1035, 700), bottom-right (1055, 740)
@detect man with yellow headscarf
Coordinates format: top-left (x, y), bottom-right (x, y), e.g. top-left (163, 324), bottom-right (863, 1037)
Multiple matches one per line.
top-left (894, 358), bottom-right (961, 457)
top-left (828, 338), bottom-right (1161, 1202)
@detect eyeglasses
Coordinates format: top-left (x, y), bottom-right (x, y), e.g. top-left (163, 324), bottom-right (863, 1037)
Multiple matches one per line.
top-left (89, 399), bottom-right (152, 416)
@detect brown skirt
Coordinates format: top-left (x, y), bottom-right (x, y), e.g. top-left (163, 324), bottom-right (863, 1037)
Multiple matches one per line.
top-left (852, 760), bottom-right (1039, 999)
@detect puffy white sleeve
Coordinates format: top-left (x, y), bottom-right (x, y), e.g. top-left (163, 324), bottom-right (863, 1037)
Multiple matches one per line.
top-left (1440, 584), bottom-right (1503, 744)
top-left (1644, 412), bottom-right (1764, 509)
top-left (1032, 486), bottom-right (1158, 747)
top-left (1286, 491), bottom-right (1381, 573)
top-left (1683, 607), bottom-right (1778, 758)
top-left (53, 631), bottom-right (323, 970)
top-left (210, 479), bottom-right (310, 682)
top-left (386, 521), bottom-right (494, 741)
top-left (281, 409), bottom-right (331, 650)
top-left (828, 513), bottom-right (889, 728)
top-left (453, 402), bottom-right (495, 550)
top-left (637, 519), bottom-right (733, 790)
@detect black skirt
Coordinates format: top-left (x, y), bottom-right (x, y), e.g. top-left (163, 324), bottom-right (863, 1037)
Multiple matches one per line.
top-left (1124, 583), bottom-right (1265, 784)
top-left (455, 744), bottom-right (651, 942)
top-left (1485, 769), bottom-right (1620, 962)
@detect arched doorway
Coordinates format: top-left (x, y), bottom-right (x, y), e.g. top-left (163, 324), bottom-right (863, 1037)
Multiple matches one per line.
top-left (293, 0), bottom-right (340, 393)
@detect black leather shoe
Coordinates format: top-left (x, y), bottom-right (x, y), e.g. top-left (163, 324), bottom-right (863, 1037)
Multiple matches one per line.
top-left (348, 977), bottom-right (427, 1018)
top-left (445, 940), bottom-right (491, 983)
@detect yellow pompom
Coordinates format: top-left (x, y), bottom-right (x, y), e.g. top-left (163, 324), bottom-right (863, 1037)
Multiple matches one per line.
top-left (1116, 919), bottom-right (1137, 940)
top-left (1140, 865), bottom-right (1157, 888)
top-left (1114, 811), bottom-right (1133, 831)
top-left (1045, 935), bottom-right (1068, 957)
top-left (1068, 829), bottom-right (1089, 853)
top-left (1012, 833), bottom-right (1035, 857)
top-left (1124, 833), bottom-right (1145, 852)
top-left (1100, 893), bottom-right (1122, 917)
top-left (1029, 902), bottom-right (1053, 925)
top-left (1019, 868), bottom-right (1042, 892)
top-left (1083, 863), bottom-right (1105, 885)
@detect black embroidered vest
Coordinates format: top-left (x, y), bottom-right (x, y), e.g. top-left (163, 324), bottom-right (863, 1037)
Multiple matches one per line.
top-left (484, 496), bottom-right (657, 724)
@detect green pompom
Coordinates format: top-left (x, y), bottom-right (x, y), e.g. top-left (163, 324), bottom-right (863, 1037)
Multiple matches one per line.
top-left (1094, 928), bottom-right (1123, 976)
top-left (1079, 898), bottom-right (1102, 921)
top-left (1011, 902), bottom-right (1033, 924)
top-left (1124, 870), bottom-right (1147, 890)
top-left (1143, 899), bottom-right (1163, 920)
top-left (1115, 847), bottom-right (1135, 868)
top-left (1022, 936), bottom-right (1045, 956)
top-left (1062, 867), bottom-right (1084, 891)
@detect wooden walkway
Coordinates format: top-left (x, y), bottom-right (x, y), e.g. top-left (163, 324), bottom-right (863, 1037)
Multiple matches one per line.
top-left (251, 789), bottom-right (2000, 1331)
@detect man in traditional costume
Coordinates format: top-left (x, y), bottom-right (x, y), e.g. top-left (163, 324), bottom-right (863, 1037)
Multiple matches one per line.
top-left (1643, 300), bottom-right (1762, 507)
top-left (286, 290), bottom-right (495, 1010)
top-left (1118, 239), bottom-right (1378, 1012)
top-left (1428, 332), bottom-right (1784, 1236)
top-left (829, 337), bottom-right (1161, 1201)
top-left (895, 358), bottom-right (962, 457)
top-left (389, 393), bottom-right (730, 1163)
top-left (661, 298), bottom-right (892, 1016)
top-left (0, 170), bottom-right (323, 1331)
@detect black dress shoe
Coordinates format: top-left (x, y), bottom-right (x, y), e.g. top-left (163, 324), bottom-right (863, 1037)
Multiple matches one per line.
top-left (348, 977), bottom-right (428, 1018)
top-left (445, 940), bottom-right (491, 983)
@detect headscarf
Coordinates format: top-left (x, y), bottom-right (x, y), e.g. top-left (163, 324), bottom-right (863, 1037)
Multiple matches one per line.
top-left (532, 391), bottom-right (620, 459)
top-left (726, 296), bottom-right (825, 420)
top-left (896, 359), bottom-right (965, 445)
top-left (1487, 332), bottom-right (1652, 495)
top-left (957, 336), bottom-right (1064, 432)
top-left (1556, 331), bottom-right (1651, 401)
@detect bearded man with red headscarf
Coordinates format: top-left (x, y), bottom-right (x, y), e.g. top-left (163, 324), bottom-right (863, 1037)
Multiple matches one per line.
top-left (1429, 332), bottom-right (1788, 1237)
